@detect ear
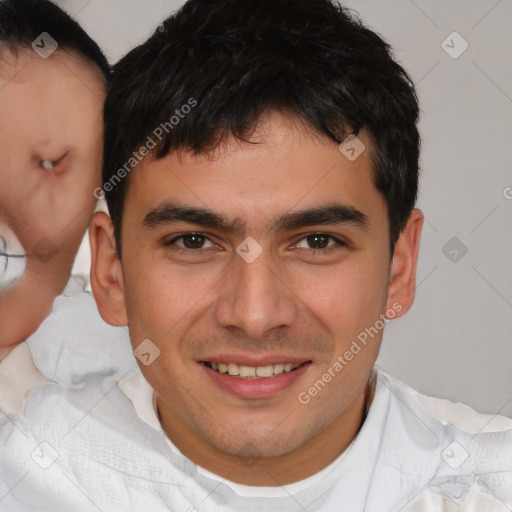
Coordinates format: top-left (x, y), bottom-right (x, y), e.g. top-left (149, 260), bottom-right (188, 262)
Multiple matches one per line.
top-left (385, 209), bottom-right (423, 318)
top-left (89, 212), bottom-right (128, 327)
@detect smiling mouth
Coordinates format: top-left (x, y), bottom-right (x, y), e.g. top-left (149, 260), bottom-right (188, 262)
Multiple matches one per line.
top-left (202, 361), bottom-right (311, 379)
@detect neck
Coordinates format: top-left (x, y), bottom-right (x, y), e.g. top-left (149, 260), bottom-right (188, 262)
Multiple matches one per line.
top-left (157, 373), bottom-right (376, 486)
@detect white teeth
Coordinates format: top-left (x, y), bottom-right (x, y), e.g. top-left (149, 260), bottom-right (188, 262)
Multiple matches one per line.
top-left (273, 364), bottom-right (284, 374)
top-left (239, 365), bottom-right (256, 377)
top-left (256, 365), bottom-right (274, 377)
top-left (208, 361), bottom-right (302, 378)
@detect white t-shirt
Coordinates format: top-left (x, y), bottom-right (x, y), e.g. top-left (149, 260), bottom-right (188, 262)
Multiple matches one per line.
top-left (1, 292), bottom-right (511, 511)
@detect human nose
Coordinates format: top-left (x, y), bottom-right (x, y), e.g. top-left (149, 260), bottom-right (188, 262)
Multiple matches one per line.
top-left (214, 248), bottom-right (298, 340)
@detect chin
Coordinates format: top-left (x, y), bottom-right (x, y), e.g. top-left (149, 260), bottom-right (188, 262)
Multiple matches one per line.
top-left (203, 424), bottom-right (306, 459)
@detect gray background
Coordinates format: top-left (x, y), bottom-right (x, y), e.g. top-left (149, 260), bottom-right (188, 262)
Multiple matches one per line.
top-left (60, 0), bottom-right (512, 416)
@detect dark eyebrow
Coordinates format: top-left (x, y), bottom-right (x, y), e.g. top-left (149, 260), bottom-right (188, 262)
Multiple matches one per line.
top-left (143, 203), bottom-right (246, 235)
top-left (142, 201), bottom-right (369, 234)
top-left (270, 203), bottom-right (368, 232)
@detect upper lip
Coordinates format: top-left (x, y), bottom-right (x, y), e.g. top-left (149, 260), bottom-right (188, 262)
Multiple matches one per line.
top-left (199, 354), bottom-right (312, 366)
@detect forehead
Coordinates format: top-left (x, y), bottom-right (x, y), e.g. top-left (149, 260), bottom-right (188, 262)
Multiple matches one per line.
top-left (125, 112), bottom-right (386, 235)
top-left (0, 46), bottom-right (104, 90)
top-left (0, 49), bottom-right (104, 122)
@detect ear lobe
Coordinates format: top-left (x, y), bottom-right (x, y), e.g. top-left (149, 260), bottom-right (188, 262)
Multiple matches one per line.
top-left (89, 212), bottom-right (128, 327)
top-left (385, 209), bottom-right (423, 318)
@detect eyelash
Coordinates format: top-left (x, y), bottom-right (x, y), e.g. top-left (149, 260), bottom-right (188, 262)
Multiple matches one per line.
top-left (164, 232), bottom-right (347, 256)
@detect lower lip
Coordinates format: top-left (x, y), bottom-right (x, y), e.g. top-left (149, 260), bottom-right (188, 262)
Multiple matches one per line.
top-left (201, 362), bottom-right (312, 399)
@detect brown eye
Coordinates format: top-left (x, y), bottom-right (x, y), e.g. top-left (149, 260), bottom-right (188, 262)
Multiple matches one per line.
top-left (181, 234), bottom-right (207, 249)
top-left (293, 233), bottom-right (347, 254)
top-left (306, 234), bottom-right (330, 249)
top-left (165, 233), bottom-right (216, 251)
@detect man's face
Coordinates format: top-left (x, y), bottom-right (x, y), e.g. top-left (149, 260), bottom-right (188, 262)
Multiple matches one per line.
top-left (97, 112), bottom-right (414, 458)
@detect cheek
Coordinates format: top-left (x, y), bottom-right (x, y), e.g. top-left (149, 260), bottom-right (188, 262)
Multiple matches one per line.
top-left (123, 253), bottom-right (217, 344)
top-left (292, 258), bottom-right (388, 333)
